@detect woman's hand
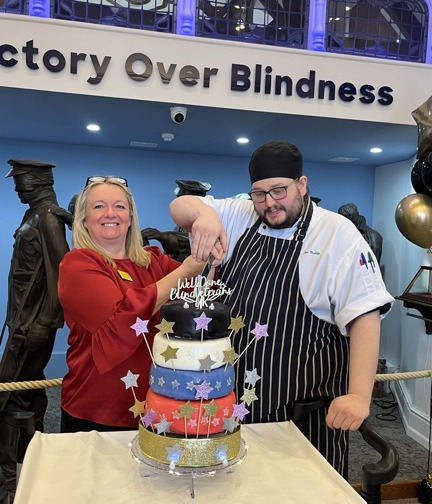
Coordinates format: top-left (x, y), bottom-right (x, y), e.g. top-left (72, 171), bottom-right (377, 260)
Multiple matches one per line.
top-left (181, 255), bottom-right (207, 278)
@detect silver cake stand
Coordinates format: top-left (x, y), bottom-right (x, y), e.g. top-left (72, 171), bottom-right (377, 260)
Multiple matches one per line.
top-left (130, 434), bottom-right (248, 498)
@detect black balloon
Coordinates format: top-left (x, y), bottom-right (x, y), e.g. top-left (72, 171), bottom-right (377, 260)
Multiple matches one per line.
top-left (420, 156), bottom-right (432, 196)
top-left (411, 160), bottom-right (425, 194)
top-left (412, 96), bottom-right (432, 160)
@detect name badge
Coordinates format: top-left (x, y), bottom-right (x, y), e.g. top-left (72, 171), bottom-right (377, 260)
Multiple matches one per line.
top-left (118, 270), bottom-right (133, 282)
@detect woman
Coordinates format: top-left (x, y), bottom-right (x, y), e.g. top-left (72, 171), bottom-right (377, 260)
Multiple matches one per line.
top-left (58, 176), bottom-right (206, 432)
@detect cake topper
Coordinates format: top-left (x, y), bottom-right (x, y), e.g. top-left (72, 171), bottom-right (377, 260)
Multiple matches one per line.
top-left (170, 275), bottom-right (233, 309)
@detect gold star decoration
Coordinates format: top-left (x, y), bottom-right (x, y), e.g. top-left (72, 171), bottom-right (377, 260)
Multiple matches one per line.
top-left (229, 316), bottom-right (245, 334)
top-left (240, 388), bottom-right (258, 406)
top-left (222, 347), bottom-right (239, 365)
top-left (160, 344), bottom-right (179, 362)
top-left (155, 318), bottom-right (175, 336)
top-left (202, 399), bottom-right (220, 417)
top-left (129, 398), bottom-right (146, 418)
top-left (178, 401), bottom-right (197, 419)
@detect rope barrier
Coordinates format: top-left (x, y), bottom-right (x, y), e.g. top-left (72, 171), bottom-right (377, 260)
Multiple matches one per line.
top-left (0, 369), bottom-right (431, 392)
top-left (375, 369), bottom-right (432, 382)
top-left (0, 378), bottom-right (63, 391)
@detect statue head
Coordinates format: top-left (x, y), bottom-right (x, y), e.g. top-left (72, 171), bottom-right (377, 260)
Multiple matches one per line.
top-left (338, 203), bottom-right (361, 226)
top-left (174, 179), bottom-right (211, 197)
top-left (6, 159), bottom-right (56, 204)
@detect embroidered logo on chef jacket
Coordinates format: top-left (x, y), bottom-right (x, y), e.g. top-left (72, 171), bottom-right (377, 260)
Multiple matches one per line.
top-left (118, 270), bottom-right (133, 281)
top-left (359, 251), bottom-right (383, 292)
top-left (360, 252), bottom-right (376, 273)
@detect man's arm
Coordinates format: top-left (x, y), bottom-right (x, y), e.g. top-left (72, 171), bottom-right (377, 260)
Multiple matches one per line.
top-left (170, 195), bottom-right (226, 262)
top-left (326, 310), bottom-right (381, 431)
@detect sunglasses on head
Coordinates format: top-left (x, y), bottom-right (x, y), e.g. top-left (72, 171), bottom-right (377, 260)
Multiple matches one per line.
top-left (85, 176), bottom-right (128, 187)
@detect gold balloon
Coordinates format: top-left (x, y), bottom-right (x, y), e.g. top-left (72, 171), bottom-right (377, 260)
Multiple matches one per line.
top-left (395, 193), bottom-right (432, 248)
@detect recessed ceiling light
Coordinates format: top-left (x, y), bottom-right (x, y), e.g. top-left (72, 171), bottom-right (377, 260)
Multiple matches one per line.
top-left (86, 123), bottom-right (100, 132)
top-left (370, 147), bottom-right (382, 154)
top-left (237, 137), bottom-right (249, 144)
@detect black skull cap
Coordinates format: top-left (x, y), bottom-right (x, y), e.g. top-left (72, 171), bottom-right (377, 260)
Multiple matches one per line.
top-left (249, 141), bottom-right (303, 184)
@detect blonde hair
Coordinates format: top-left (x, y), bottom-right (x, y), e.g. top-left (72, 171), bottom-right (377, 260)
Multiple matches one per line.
top-left (72, 177), bottom-right (151, 268)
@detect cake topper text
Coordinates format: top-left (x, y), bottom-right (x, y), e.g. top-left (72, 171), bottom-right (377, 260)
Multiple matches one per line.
top-left (170, 276), bottom-right (233, 309)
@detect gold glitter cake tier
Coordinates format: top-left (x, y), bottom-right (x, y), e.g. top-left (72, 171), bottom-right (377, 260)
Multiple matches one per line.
top-left (139, 424), bottom-right (241, 467)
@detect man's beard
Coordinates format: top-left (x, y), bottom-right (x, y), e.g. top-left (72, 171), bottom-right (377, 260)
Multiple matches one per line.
top-left (260, 192), bottom-right (305, 229)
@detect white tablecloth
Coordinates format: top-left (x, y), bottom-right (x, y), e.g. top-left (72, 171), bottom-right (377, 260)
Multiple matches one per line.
top-left (14, 421), bottom-right (364, 504)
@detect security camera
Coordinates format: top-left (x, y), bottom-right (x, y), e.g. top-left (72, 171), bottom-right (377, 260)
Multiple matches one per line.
top-left (170, 106), bottom-right (187, 124)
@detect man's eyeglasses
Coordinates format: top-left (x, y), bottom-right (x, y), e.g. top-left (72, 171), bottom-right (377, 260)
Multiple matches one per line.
top-left (85, 176), bottom-right (128, 187)
top-left (248, 178), bottom-right (298, 203)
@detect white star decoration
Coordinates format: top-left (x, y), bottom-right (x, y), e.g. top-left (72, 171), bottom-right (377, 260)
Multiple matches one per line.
top-left (245, 368), bottom-right (261, 387)
top-left (120, 370), bottom-right (139, 389)
top-left (155, 417), bottom-right (172, 434)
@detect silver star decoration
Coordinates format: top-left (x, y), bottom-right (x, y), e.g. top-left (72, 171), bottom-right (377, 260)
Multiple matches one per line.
top-left (198, 354), bottom-right (216, 371)
top-left (186, 380), bottom-right (195, 391)
top-left (171, 379), bottom-right (180, 389)
top-left (158, 377), bottom-right (165, 386)
top-left (245, 368), bottom-right (261, 387)
top-left (155, 417), bottom-right (173, 434)
top-left (120, 370), bottom-right (139, 389)
top-left (223, 416), bottom-right (239, 433)
top-left (215, 381), bottom-right (222, 390)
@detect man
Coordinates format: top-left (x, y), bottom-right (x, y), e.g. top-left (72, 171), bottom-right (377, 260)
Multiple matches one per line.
top-left (170, 140), bottom-right (394, 478)
top-left (0, 159), bottom-right (70, 500)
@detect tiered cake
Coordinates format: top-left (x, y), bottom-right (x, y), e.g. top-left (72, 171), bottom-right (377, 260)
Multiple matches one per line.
top-left (139, 279), bottom-right (245, 467)
top-left (125, 275), bottom-right (267, 469)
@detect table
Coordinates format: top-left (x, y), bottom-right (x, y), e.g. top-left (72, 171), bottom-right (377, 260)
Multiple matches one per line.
top-left (14, 421), bottom-right (364, 503)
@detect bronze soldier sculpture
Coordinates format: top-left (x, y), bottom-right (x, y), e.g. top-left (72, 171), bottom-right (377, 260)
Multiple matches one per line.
top-left (0, 160), bottom-right (70, 500)
top-left (338, 203), bottom-right (383, 262)
top-left (141, 179), bottom-right (211, 261)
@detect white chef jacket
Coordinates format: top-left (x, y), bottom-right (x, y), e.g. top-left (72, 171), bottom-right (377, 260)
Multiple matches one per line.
top-left (201, 195), bottom-right (394, 336)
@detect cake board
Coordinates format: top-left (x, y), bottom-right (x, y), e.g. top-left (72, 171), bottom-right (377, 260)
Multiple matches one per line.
top-left (130, 434), bottom-right (248, 498)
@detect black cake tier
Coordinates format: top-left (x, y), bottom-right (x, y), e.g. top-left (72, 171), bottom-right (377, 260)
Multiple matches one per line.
top-left (161, 300), bottom-right (231, 340)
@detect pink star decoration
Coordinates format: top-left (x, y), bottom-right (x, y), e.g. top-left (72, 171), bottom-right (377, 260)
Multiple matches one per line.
top-left (194, 312), bottom-right (212, 331)
top-left (233, 402), bottom-right (249, 421)
top-left (251, 322), bottom-right (268, 341)
top-left (194, 380), bottom-right (214, 400)
top-left (142, 409), bottom-right (158, 428)
top-left (131, 317), bottom-right (149, 336)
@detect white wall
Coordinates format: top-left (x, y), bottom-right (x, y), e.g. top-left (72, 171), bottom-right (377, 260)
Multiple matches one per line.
top-left (374, 158), bottom-right (432, 448)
